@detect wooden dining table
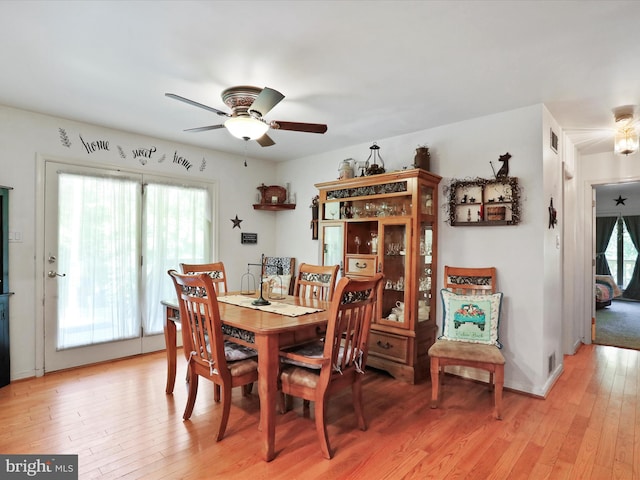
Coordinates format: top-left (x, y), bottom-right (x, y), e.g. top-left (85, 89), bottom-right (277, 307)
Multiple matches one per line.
top-left (162, 292), bottom-right (330, 462)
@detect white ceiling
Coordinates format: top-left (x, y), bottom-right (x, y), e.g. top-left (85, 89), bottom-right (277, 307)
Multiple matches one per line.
top-left (1, 0), bottom-right (639, 162)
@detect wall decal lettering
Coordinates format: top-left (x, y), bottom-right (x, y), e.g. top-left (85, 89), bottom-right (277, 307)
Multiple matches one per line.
top-left (79, 134), bottom-right (110, 154)
top-left (173, 151), bottom-right (193, 171)
top-left (59, 128), bottom-right (72, 147)
top-left (56, 128), bottom-right (209, 173)
top-left (133, 146), bottom-right (156, 160)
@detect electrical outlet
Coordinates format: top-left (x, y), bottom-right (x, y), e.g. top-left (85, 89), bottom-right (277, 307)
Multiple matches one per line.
top-left (548, 353), bottom-right (556, 374)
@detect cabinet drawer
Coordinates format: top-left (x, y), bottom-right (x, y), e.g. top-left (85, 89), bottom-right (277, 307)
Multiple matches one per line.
top-left (369, 331), bottom-right (408, 362)
top-left (345, 255), bottom-right (377, 277)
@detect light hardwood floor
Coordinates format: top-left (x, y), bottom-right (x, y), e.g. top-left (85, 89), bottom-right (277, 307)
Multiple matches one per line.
top-left (0, 344), bottom-right (638, 479)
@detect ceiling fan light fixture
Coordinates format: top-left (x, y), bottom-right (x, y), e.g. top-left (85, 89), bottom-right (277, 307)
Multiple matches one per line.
top-left (224, 116), bottom-right (269, 140)
top-left (613, 107), bottom-right (639, 156)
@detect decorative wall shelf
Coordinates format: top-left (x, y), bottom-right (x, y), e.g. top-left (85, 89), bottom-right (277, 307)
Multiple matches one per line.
top-left (253, 203), bottom-right (296, 211)
top-left (254, 183), bottom-right (296, 210)
top-left (446, 176), bottom-right (521, 226)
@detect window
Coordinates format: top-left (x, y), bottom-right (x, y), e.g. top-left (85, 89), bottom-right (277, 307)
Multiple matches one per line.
top-left (605, 217), bottom-right (637, 288)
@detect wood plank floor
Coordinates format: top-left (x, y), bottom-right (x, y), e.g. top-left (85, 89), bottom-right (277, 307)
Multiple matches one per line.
top-left (0, 344), bottom-right (638, 479)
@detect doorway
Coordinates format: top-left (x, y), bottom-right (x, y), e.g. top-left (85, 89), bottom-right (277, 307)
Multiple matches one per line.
top-left (41, 160), bottom-right (215, 372)
top-left (594, 182), bottom-right (640, 350)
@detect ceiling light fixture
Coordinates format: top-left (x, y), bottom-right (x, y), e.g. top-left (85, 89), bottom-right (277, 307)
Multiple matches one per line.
top-left (613, 106), bottom-right (639, 156)
top-left (224, 116), bottom-right (269, 140)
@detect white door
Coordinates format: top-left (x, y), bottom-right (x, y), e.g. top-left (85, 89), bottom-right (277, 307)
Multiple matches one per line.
top-left (43, 161), bottom-right (213, 372)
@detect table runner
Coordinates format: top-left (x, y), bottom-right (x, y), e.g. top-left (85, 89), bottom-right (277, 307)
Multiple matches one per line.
top-left (218, 294), bottom-right (324, 317)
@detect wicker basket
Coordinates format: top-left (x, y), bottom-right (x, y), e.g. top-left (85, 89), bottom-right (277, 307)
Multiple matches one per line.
top-left (486, 206), bottom-right (506, 221)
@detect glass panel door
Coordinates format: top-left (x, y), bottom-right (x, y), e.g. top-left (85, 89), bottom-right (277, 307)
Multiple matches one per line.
top-left (379, 220), bottom-right (410, 328)
top-left (418, 223), bottom-right (433, 322)
top-left (43, 161), bottom-right (214, 372)
top-left (142, 180), bottom-right (212, 336)
top-left (321, 223), bottom-right (343, 272)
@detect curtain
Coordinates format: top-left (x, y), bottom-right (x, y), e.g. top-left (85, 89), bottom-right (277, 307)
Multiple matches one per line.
top-left (595, 216), bottom-right (617, 275)
top-left (622, 215), bottom-right (640, 300)
top-left (57, 173), bottom-right (140, 349)
top-left (57, 173), bottom-right (211, 348)
top-left (143, 183), bottom-right (211, 335)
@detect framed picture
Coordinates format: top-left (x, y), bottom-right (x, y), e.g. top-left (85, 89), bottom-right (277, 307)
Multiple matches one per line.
top-left (550, 128), bottom-right (558, 153)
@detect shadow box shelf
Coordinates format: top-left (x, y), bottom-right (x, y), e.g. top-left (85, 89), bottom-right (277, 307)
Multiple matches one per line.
top-left (446, 176), bottom-right (521, 226)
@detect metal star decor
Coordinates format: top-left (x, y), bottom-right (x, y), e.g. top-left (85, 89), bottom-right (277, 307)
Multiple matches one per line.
top-left (615, 195), bottom-right (627, 206)
top-left (231, 215), bottom-right (243, 229)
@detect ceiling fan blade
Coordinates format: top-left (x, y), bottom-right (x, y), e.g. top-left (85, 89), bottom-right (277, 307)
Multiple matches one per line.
top-left (256, 133), bottom-right (275, 147)
top-left (248, 87), bottom-right (285, 118)
top-left (165, 93), bottom-right (229, 117)
top-left (183, 125), bottom-right (225, 133)
top-left (271, 121), bottom-right (328, 134)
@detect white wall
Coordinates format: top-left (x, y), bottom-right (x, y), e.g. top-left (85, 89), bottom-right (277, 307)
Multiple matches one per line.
top-left (562, 136), bottom-right (582, 355)
top-left (278, 103), bottom-right (564, 396)
top-left (541, 107), bottom-right (564, 392)
top-left (0, 105), bottom-right (278, 380)
top-left (2, 102), bottom-right (569, 396)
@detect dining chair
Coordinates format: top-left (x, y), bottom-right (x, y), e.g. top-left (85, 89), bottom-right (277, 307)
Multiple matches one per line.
top-left (262, 256), bottom-right (296, 296)
top-left (294, 263), bottom-right (340, 301)
top-left (168, 270), bottom-right (258, 441)
top-left (180, 261), bottom-right (228, 294)
top-left (179, 262), bottom-right (231, 389)
top-left (428, 266), bottom-right (505, 419)
top-left (278, 272), bottom-right (384, 459)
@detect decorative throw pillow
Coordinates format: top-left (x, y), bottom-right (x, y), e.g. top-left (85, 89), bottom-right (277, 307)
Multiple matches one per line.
top-left (439, 289), bottom-right (503, 348)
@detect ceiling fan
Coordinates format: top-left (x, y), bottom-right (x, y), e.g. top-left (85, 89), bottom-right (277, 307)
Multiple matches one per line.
top-left (165, 86), bottom-right (328, 147)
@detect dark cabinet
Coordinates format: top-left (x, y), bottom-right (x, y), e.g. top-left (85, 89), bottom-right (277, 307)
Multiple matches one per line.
top-left (1, 186), bottom-right (11, 388)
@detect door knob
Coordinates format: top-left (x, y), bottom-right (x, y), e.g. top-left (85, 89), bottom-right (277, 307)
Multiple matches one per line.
top-left (48, 271), bottom-right (66, 278)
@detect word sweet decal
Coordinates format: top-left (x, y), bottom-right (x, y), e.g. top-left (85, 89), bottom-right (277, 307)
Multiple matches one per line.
top-left (57, 127), bottom-right (209, 173)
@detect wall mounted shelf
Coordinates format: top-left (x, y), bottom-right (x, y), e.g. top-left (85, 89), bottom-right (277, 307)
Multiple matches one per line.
top-left (254, 183), bottom-right (295, 210)
top-left (253, 203), bottom-right (296, 211)
top-left (447, 176), bottom-right (521, 226)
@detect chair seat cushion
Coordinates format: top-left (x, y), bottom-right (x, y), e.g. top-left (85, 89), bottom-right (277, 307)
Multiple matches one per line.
top-left (428, 339), bottom-right (505, 364)
top-left (281, 341), bottom-right (325, 369)
top-left (228, 357), bottom-right (259, 377)
top-left (281, 341), bottom-right (355, 372)
top-left (224, 341), bottom-right (257, 362)
top-left (280, 365), bottom-right (320, 389)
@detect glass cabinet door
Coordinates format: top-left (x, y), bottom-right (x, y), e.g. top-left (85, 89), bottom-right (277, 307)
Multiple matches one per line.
top-left (379, 220), bottom-right (410, 328)
top-left (417, 222), bottom-right (433, 322)
top-left (321, 223), bottom-right (344, 272)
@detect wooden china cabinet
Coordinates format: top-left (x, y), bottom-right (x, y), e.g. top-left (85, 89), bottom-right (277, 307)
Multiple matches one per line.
top-left (315, 168), bottom-right (441, 383)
